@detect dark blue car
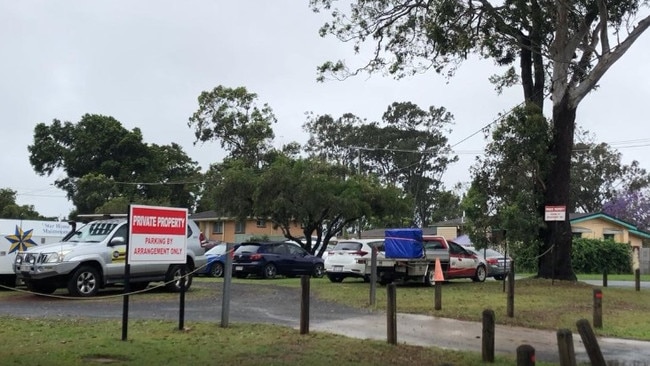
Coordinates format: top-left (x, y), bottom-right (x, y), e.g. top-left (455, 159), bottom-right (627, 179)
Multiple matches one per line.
top-left (232, 241), bottom-right (325, 279)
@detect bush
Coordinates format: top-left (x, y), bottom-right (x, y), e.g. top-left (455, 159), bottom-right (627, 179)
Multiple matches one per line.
top-left (571, 238), bottom-right (632, 274)
top-left (509, 240), bottom-right (540, 273)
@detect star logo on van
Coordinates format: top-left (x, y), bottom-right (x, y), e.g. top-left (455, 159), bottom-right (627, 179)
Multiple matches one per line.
top-left (4, 226), bottom-right (38, 253)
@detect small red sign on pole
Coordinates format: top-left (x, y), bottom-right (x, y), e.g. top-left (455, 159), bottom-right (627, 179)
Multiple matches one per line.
top-left (544, 205), bottom-right (566, 222)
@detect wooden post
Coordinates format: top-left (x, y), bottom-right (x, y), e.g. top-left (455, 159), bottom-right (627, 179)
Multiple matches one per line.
top-left (516, 344), bottom-right (535, 366)
top-left (556, 329), bottom-right (577, 366)
top-left (507, 260), bottom-right (515, 318)
top-left (300, 275), bottom-right (310, 335)
top-left (576, 319), bottom-right (606, 366)
top-left (482, 309), bottom-right (495, 363)
top-left (387, 284), bottom-right (397, 345)
top-left (635, 268), bottom-right (641, 292)
top-left (602, 268), bottom-right (607, 287)
top-left (369, 247), bottom-right (377, 306)
top-left (434, 283), bottom-right (442, 310)
top-left (592, 289), bottom-right (602, 329)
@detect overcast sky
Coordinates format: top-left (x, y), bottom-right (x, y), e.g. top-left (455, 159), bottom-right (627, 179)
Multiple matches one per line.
top-left (2, 1), bottom-right (649, 219)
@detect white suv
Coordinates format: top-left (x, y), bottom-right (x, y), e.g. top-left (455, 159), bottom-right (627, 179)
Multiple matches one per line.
top-left (14, 217), bottom-right (207, 297)
top-left (324, 239), bottom-right (384, 282)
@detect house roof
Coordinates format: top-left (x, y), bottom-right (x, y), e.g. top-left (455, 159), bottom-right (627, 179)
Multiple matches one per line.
top-left (570, 212), bottom-right (650, 239)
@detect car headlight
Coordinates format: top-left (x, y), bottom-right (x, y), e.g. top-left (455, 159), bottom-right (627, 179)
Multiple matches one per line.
top-left (43, 250), bottom-right (72, 263)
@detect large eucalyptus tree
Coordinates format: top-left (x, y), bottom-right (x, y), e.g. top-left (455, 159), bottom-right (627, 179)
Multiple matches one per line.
top-left (310, 0), bottom-right (650, 280)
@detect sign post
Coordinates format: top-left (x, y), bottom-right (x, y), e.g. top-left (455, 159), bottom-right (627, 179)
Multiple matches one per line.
top-left (122, 204), bottom-right (188, 339)
top-left (545, 205), bottom-right (566, 285)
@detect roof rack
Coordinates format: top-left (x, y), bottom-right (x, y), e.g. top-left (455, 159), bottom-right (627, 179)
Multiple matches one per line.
top-left (77, 213), bottom-right (128, 223)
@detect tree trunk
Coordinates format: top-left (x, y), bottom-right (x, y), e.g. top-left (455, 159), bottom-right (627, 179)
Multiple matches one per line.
top-left (537, 96), bottom-right (577, 281)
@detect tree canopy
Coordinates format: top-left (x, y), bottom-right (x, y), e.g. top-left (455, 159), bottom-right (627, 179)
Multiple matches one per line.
top-left (28, 114), bottom-right (201, 215)
top-left (304, 101), bottom-right (460, 226)
top-left (188, 85), bottom-right (413, 254)
top-left (0, 188), bottom-right (45, 220)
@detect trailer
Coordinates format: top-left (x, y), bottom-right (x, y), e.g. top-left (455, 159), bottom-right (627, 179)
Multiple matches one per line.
top-left (0, 219), bottom-right (75, 287)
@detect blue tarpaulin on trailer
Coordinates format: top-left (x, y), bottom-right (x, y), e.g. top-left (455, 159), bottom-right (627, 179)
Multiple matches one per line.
top-left (385, 228), bottom-right (424, 258)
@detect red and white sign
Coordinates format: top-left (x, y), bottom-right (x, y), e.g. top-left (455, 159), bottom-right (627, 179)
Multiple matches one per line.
top-left (128, 204), bottom-right (188, 264)
top-left (544, 205), bottom-right (566, 222)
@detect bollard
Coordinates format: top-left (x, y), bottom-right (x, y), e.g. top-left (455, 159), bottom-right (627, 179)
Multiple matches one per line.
top-left (556, 329), bottom-right (577, 366)
top-left (482, 309), bottom-right (495, 363)
top-left (635, 268), bottom-right (641, 292)
top-left (434, 283), bottom-right (442, 310)
top-left (516, 344), bottom-right (535, 366)
top-left (507, 260), bottom-right (515, 318)
top-left (602, 268), bottom-right (607, 287)
top-left (576, 319), bottom-right (606, 366)
top-left (592, 289), bottom-right (602, 328)
top-left (300, 275), bottom-right (310, 335)
top-left (387, 284), bottom-right (397, 345)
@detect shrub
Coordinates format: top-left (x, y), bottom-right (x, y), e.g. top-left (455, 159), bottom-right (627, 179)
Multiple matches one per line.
top-left (571, 238), bottom-right (632, 274)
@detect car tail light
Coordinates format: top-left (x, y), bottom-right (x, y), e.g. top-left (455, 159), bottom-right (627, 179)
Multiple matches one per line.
top-left (199, 232), bottom-right (207, 244)
top-left (352, 250), bottom-right (368, 256)
top-left (250, 253), bottom-right (262, 260)
top-left (356, 258), bottom-right (367, 264)
top-left (487, 258), bottom-right (499, 265)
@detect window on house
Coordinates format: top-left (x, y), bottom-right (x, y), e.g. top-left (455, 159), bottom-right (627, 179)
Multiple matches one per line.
top-left (603, 233), bottom-right (615, 241)
top-left (235, 220), bottom-right (246, 234)
top-left (212, 221), bottom-right (223, 234)
top-left (256, 219), bottom-right (266, 228)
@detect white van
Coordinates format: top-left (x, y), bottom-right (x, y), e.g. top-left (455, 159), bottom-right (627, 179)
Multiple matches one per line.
top-left (0, 219), bottom-right (75, 288)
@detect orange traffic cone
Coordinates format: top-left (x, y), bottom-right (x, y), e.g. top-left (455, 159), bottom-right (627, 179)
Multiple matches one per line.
top-left (434, 257), bottom-right (445, 282)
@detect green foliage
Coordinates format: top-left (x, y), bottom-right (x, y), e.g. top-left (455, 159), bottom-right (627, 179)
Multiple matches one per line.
top-left (203, 153), bottom-right (410, 255)
top-left (571, 238), bottom-right (632, 274)
top-left (304, 102), bottom-right (458, 226)
top-left (0, 188), bottom-right (45, 219)
top-left (508, 240), bottom-right (541, 273)
top-left (463, 105), bottom-right (549, 249)
top-left (188, 85), bottom-right (276, 167)
top-left (570, 129), bottom-right (650, 213)
top-left (28, 114), bottom-right (201, 215)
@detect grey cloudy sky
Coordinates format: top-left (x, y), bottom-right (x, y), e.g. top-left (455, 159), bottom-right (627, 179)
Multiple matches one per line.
top-left (2, 1), bottom-right (649, 219)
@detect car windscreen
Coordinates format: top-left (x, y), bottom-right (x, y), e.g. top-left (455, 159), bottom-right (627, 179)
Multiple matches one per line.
top-left (333, 242), bottom-right (362, 251)
top-left (206, 244), bottom-right (227, 255)
top-left (65, 222), bottom-right (119, 243)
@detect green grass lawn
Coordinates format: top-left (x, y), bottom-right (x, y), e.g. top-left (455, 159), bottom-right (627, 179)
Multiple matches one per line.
top-left (1, 274), bottom-right (648, 365)
top-left (203, 275), bottom-right (650, 341)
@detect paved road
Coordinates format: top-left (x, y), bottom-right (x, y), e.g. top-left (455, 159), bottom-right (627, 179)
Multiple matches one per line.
top-left (1, 281), bottom-right (649, 365)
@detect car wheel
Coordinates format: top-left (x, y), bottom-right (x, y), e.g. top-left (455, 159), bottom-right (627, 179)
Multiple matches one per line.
top-left (472, 265), bottom-right (487, 282)
top-left (312, 263), bottom-right (325, 278)
top-left (165, 264), bottom-right (193, 292)
top-left (25, 280), bottom-right (57, 295)
top-left (210, 262), bottom-right (224, 278)
top-left (67, 265), bottom-right (100, 297)
top-left (425, 268), bottom-right (436, 287)
top-left (327, 274), bottom-right (344, 283)
top-left (262, 263), bottom-right (277, 279)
